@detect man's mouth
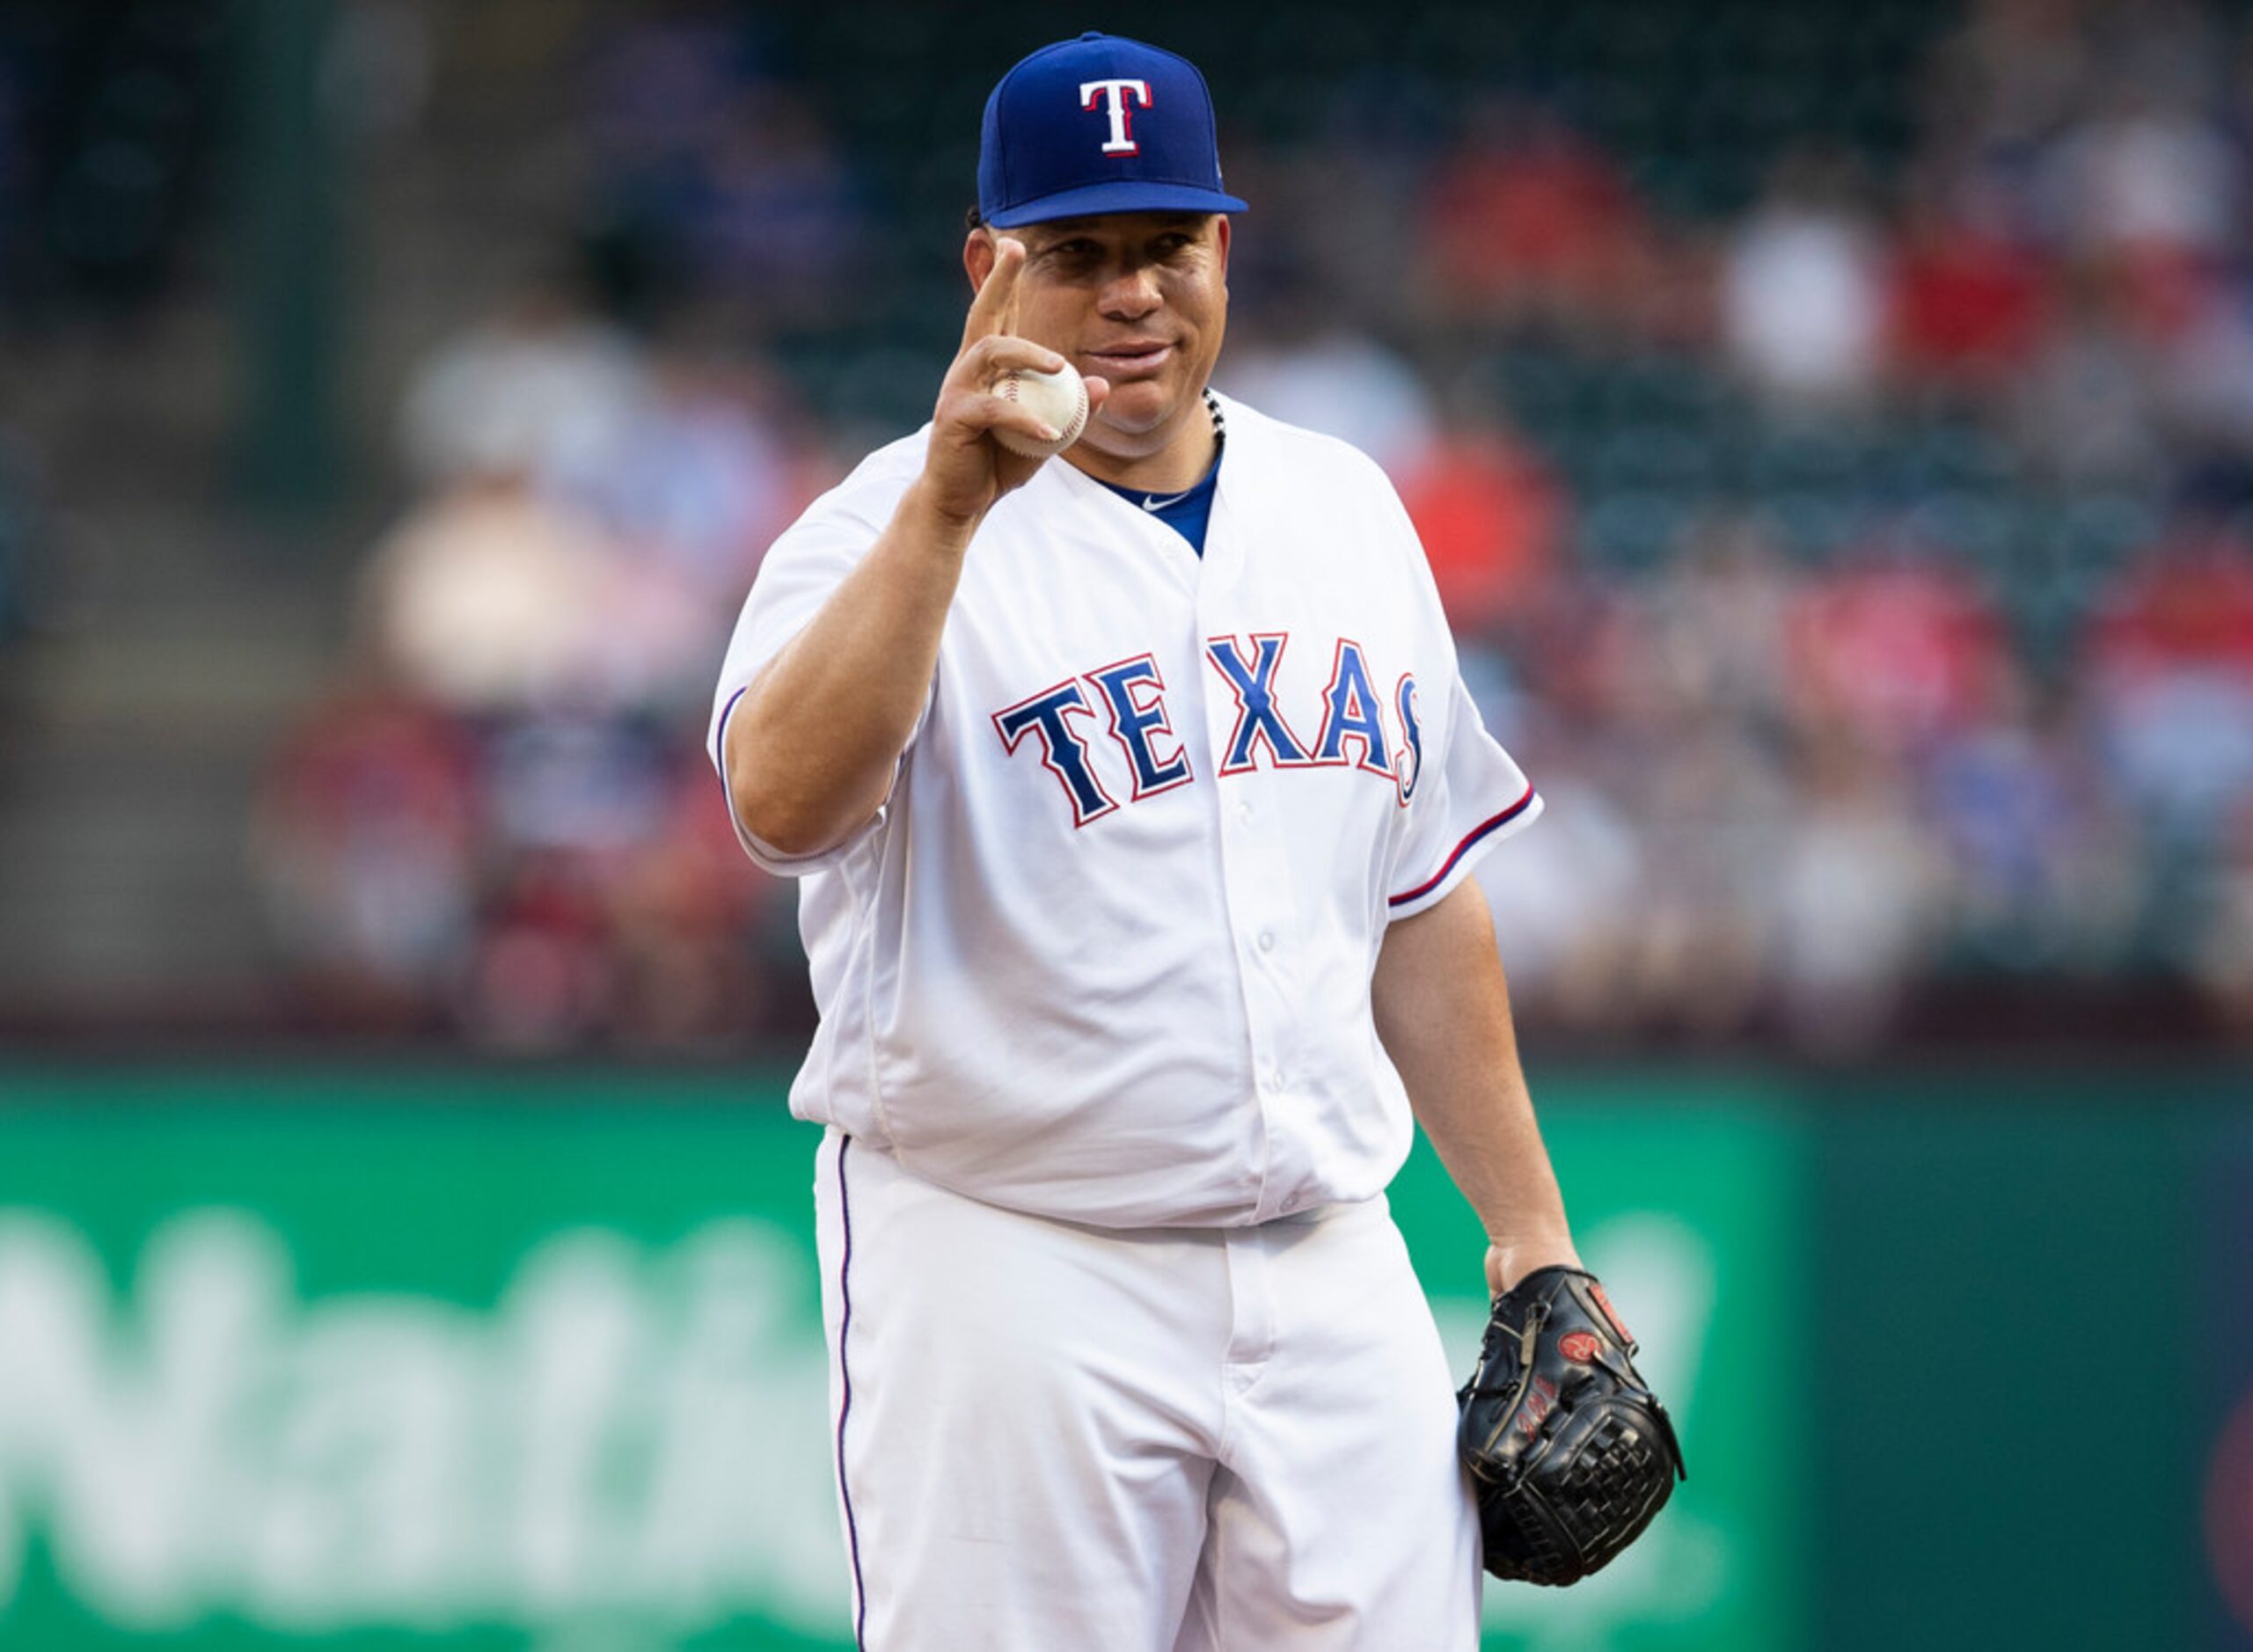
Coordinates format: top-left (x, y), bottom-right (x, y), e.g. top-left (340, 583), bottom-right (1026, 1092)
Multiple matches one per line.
top-left (1085, 340), bottom-right (1174, 376)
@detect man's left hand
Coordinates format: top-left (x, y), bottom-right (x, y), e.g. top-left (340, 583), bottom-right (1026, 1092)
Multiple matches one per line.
top-left (1485, 1238), bottom-right (1581, 1298)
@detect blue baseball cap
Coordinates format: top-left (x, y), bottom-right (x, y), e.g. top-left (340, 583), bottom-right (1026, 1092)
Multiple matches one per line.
top-left (977, 32), bottom-right (1248, 229)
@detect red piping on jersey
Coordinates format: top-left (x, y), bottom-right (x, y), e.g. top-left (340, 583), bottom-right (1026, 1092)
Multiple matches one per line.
top-left (1387, 784), bottom-right (1538, 908)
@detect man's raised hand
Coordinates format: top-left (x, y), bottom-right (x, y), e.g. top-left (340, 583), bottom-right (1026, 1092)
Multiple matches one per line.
top-left (922, 238), bottom-right (1110, 526)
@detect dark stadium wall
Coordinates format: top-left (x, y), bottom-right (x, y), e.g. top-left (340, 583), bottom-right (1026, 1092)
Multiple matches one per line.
top-left (1810, 1074), bottom-right (2220, 1650)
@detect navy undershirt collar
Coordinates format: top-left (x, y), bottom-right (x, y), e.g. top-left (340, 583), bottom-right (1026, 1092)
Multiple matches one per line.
top-left (1088, 387), bottom-right (1226, 556)
top-left (1094, 454), bottom-right (1221, 555)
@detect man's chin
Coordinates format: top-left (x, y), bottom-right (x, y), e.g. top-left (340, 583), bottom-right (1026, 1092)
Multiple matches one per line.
top-left (1091, 381), bottom-right (1190, 441)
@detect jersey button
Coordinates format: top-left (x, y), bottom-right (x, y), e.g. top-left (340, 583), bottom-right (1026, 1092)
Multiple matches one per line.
top-left (1257, 931), bottom-right (1276, 953)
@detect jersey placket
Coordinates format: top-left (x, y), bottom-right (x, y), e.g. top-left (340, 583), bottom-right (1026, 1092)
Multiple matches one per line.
top-left (1191, 481), bottom-right (1313, 1224)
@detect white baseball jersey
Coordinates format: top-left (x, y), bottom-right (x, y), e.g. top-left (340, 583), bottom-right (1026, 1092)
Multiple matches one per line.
top-left (708, 391), bottom-right (1540, 1228)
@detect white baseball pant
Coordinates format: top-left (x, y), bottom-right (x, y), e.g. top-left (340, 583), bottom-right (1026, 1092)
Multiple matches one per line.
top-left (811, 1128), bottom-right (1483, 1650)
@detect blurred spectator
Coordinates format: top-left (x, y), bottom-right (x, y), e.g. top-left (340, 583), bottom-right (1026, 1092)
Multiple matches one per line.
top-left (355, 464), bottom-right (622, 716)
top-left (603, 754), bottom-right (783, 1049)
top-left (1920, 0), bottom-right (2089, 173)
top-left (1418, 100), bottom-right (1658, 336)
top-left (689, 92), bottom-right (867, 320)
top-left (2043, 81), bottom-right (2237, 268)
top-left (371, 294), bottom-right (780, 720)
top-left (1785, 541), bottom-right (2007, 750)
top-left (1393, 412), bottom-right (1566, 635)
top-left (1630, 514), bottom-right (1800, 723)
top-left (1220, 317), bottom-right (1437, 479)
top-left (2087, 531), bottom-right (2253, 839)
top-left (485, 711), bottom-right (674, 860)
top-left (398, 275), bottom-right (644, 492)
top-left (579, 5), bottom-right (862, 322)
top-left (461, 852), bottom-right (616, 1052)
top-left (1620, 715), bottom-right (1794, 1036)
top-left (2008, 266), bottom-right (2165, 484)
top-left (571, 320), bottom-right (805, 607)
top-left (1722, 150), bottom-right (1886, 405)
top-left (1887, 169), bottom-right (2052, 391)
top-left (255, 685), bottom-right (480, 1029)
top-left (1771, 729), bottom-right (1946, 1054)
top-left (582, 3), bottom-right (777, 317)
top-left (583, 0), bottom-right (770, 172)
top-left (1475, 773), bottom-right (1643, 1030)
top-left (1920, 664), bottom-right (2132, 968)
top-left (2154, 274), bottom-right (2253, 503)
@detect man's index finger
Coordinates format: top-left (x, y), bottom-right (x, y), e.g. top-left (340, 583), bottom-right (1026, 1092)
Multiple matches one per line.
top-left (962, 236), bottom-right (1026, 348)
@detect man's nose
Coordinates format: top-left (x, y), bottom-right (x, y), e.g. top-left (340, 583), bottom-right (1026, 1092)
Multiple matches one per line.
top-left (1099, 261), bottom-right (1162, 318)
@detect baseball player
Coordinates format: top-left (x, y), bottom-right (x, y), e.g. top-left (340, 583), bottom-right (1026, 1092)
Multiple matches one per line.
top-left (712, 33), bottom-right (1582, 1649)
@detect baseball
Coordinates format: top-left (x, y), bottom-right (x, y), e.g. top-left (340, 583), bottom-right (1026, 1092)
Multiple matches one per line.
top-left (992, 362), bottom-right (1089, 459)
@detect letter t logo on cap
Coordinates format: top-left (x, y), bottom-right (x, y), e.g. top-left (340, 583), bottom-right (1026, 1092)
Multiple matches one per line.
top-left (1079, 78), bottom-right (1152, 155)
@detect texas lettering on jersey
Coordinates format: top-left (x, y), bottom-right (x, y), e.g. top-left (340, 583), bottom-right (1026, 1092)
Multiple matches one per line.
top-left (991, 633), bottom-right (1423, 827)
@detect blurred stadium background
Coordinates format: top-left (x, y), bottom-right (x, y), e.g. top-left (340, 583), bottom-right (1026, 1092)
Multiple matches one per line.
top-left (0, 0), bottom-right (2247, 1648)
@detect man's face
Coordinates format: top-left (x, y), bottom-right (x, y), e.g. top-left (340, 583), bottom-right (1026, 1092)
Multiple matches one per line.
top-left (969, 211), bottom-right (1230, 461)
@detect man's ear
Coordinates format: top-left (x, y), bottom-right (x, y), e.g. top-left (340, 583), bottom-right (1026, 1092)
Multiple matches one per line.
top-left (964, 228), bottom-right (998, 293)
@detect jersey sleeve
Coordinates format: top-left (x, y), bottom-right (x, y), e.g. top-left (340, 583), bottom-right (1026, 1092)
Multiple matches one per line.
top-left (1383, 670), bottom-right (1541, 919)
top-left (707, 474), bottom-right (923, 878)
top-left (1374, 464), bottom-right (1542, 920)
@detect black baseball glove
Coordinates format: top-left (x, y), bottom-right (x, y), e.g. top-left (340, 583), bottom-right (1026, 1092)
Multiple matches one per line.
top-left (1456, 1265), bottom-right (1686, 1586)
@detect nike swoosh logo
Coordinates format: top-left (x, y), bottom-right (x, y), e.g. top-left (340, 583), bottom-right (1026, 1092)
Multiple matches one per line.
top-left (1141, 491), bottom-right (1192, 512)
